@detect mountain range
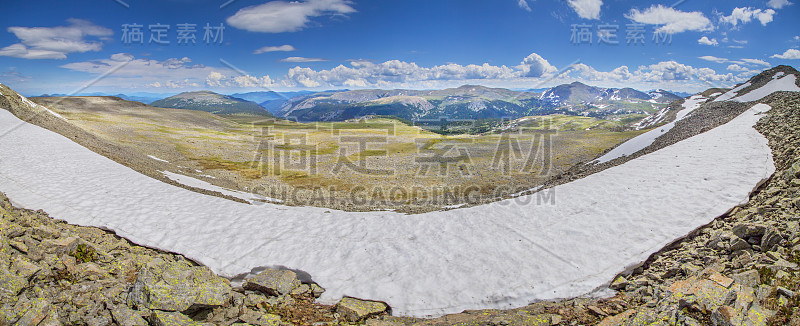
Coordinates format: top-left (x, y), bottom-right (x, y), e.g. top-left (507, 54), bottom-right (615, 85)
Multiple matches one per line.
top-left (47, 82), bottom-right (685, 123)
top-left (150, 91), bottom-right (274, 116)
top-left (273, 83), bottom-right (681, 122)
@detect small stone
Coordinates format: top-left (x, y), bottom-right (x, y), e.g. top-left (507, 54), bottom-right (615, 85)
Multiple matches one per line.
top-left (681, 263), bottom-right (702, 276)
top-left (708, 271), bottom-right (734, 288)
top-left (733, 224), bottom-right (766, 239)
top-left (40, 236), bottom-right (78, 254)
top-left (761, 228), bottom-right (784, 252)
top-left (129, 258), bottom-right (231, 312)
top-left (310, 283), bottom-right (325, 298)
top-left (76, 262), bottom-right (110, 281)
top-left (14, 298), bottom-right (51, 326)
top-left (290, 283), bottom-right (311, 295)
top-left (238, 310), bottom-right (282, 326)
top-left (31, 226), bottom-right (60, 239)
top-left (743, 305), bottom-right (775, 326)
top-left (609, 276), bottom-right (629, 290)
top-left (11, 256), bottom-right (40, 280)
top-left (597, 309), bottom-right (635, 326)
top-left (9, 240), bottom-right (27, 254)
top-left (110, 305), bottom-right (148, 326)
top-left (336, 297), bottom-right (389, 322)
top-left (729, 237), bottom-right (751, 252)
top-left (587, 305), bottom-right (607, 316)
top-left (732, 270), bottom-right (760, 288)
top-left (243, 269), bottom-right (301, 296)
top-left (773, 258), bottom-right (799, 271)
top-left (777, 287), bottom-right (795, 298)
top-left (245, 293), bottom-right (267, 308)
top-left (0, 266), bottom-right (28, 296)
top-left (149, 310), bottom-right (210, 326)
top-left (711, 305), bottom-right (736, 326)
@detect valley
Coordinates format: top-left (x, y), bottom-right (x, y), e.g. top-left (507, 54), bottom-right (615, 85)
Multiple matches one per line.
top-left (29, 94), bottom-right (646, 212)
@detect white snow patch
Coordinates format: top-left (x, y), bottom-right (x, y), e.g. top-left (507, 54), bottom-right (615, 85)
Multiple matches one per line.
top-left (714, 82), bottom-right (752, 102)
top-left (731, 75), bottom-right (800, 103)
top-left (773, 72), bottom-right (785, 79)
top-left (147, 155), bottom-right (169, 163)
top-left (0, 105), bottom-right (775, 317)
top-left (17, 94), bottom-right (66, 120)
top-left (596, 95), bottom-right (707, 163)
top-left (676, 95), bottom-right (707, 121)
top-left (161, 171), bottom-right (281, 204)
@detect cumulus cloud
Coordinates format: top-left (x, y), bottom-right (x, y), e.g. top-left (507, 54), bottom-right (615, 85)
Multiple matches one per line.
top-left (626, 5), bottom-right (713, 34)
top-left (771, 49), bottom-right (800, 59)
top-left (698, 55), bottom-right (728, 63)
top-left (280, 57), bottom-right (519, 88)
top-left (767, 0), bottom-right (792, 9)
top-left (719, 7), bottom-right (775, 27)
top-left (517, 53), bottom-right (557, 77)
top-left (57, 52), bottom-right (747, 93)
top-left (280, 56), bottom-right (328, 62)
top-left (697, 36), bottom-right (718, 46)
top-left (517, 0), bottom-right (531, 12)
top-left (0, 19), bottom-right (112, 60)
top-left (569, 64), bottom-right (632, 81)
top-left (254, 45), bottom-right (296, 54)
top-left (567, 0), bottom-right (602, 20)
top-left (726, 64), bottom-right (747, 72)
top-left (636, 61), bottom-right (734, 84)
top-left (226, 0), bottom-right (356, 33)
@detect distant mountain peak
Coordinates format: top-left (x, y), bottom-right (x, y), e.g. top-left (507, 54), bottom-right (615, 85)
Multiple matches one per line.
top-left (151, 91), bottom-right (272, 116)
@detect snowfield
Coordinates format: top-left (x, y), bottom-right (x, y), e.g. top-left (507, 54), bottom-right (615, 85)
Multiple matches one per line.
top-left (731, 74), bottom-right (800, 103)
top-left (594, 95), bottom-right (707, 164)
top-left (0, 104), bottom-right (775, 317)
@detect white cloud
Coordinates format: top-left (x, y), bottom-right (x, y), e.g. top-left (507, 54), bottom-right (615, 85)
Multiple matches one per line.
top-left (56, 52), bottom-right (746, 93)
top-left (280, 57), bottom-right (328, 62)
top-left (569, 64), bottom-right (632, 81)
top-left (698, 36), bottom-right (718, 46)
top-left (254, 45), bottom-right (296, 54)
top-left (226, 0), bottom-right (356, 33)
top-left (626, 5), bottom-right (713, 34)
top-left (61, 53), bottom-right (245, 90)
top-left (696, 56), bottom-right (770, 67)
top-left (517, 53), bottom-right (557, 77)
top-left (767, 0), bottom-right (792, 9)
top-left (698, 55), bottom-right (728, 63)
top-left (567, 0), bottom-right (602, 20)
top-left (635, 61), bottom-right (734, 84)
top-left (726, 64), bottom-right (747, 71)
top-left (771, 48), bottom-right (800, 59)
top-left (720, 7), bottom-right (776, 27)
top-left (0, 19), bottom-right (112, 60)
top-left (740, 58), bottom-right (770, 66)
top-left (517, 0), bottom-right (531, 12)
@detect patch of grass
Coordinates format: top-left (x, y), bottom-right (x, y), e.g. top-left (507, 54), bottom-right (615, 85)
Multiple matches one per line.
top-left (71, 243), bottom-right (98, 263)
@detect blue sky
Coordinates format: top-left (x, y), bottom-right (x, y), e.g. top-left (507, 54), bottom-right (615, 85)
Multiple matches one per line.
top-left (0, 0), bottom-right (798, 95)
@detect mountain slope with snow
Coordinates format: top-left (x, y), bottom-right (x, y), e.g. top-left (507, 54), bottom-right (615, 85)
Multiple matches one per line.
top-left (0, 93), bottom-right (774, 317)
